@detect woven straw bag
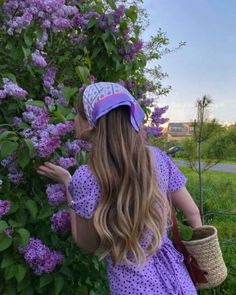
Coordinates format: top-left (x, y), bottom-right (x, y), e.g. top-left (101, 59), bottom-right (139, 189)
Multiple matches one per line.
top-left (182, 225), bottom-right (228, 289)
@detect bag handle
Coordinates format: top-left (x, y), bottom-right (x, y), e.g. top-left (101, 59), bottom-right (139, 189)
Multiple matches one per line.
top-left (168, 192), bottom-right (208, 284)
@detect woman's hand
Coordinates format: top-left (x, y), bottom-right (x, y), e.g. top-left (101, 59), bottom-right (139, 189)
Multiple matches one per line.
top-left (36, 162), bottom-right (71, 186)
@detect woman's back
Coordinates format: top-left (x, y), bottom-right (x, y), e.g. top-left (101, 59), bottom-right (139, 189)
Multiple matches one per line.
top-left (68, 145), bottom-right (197, 295)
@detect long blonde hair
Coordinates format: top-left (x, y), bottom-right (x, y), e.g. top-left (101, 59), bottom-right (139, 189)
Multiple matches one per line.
top-left (76, 93), bottom-right (168, 267)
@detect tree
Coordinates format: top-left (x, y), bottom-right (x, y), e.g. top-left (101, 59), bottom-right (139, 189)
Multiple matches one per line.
top-left (184, 96), bottom-right (222, 222)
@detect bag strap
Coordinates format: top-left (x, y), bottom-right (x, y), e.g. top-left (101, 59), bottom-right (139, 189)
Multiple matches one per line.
top-left (168, 193), bottom-right (208, 284)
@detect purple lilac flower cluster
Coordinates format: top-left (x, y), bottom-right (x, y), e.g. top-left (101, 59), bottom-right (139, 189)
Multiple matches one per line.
top-left (57, 157), bottom-right (76, 169)
top-left (43, 67), bottom-right (68, 107)
top-left (64, 139), bottom-right (91, 156)
top-left (119, 40), bottom-right (143, 61)
top-left (0, 78), bottom-right (28, 101)
top-left (3, 0), bottom-right (78, 35)
top-left (1, 153), bottom-right (25, 184)
top-left (44, 96), bottom-right (55, 107)
top-left (43, 68), bottom-right (56, 88)
top-left (21, 238), bottom-right (64, 275)
top-left (144, 106), bottom-right (169, 138)
top-left (21, 104), bottom-right (74, 157)
top-left (73, 11), bottom-right (100, 30)
top-left (31, 50), bottom-right (47, 67)
top-left (46, 183), bottom-right (66, 206)
top-left (69, 33), bottom-right (87, 46)
top-left (22, 105), bottom-right (49, 130)
top-left (50, 209), bottom-right (70, 233)
top-left (118, 80), bottom-right (154, 102)
top-left (99, 5), bottom-right (125, 34)
top-left (46, 121), bottom-right (75, 136)
top-left (12, 116), bottom-right (23, 129)
top-left (33, 131), bottom-right (62, 158)
top-left (151, 106), bottom-right (169, 125)
top-left (0, 200), bottom-right (11, 219)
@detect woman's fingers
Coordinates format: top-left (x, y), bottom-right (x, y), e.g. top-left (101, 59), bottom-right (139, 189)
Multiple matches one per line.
top-left (37, 166), bottom-right (49, 173)
top-left (44, 162), bottom-right (58, 168)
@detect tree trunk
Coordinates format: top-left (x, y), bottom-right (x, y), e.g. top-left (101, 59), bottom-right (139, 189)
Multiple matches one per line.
top-left (198, 141), bottom-right (204, 224)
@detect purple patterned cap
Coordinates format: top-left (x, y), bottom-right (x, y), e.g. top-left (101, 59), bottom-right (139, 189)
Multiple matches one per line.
top-left (83, 82), bottom-right (145, 132)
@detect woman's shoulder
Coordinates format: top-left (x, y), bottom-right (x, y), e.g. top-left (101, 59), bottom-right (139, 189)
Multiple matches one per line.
top-left (146, 145), bottom-right (169, 161)
top-left (73, 164), bottom-right (94, 180)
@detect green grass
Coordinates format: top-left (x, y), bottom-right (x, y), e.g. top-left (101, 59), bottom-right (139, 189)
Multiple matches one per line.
top-left (179, 167), bottom-right (236, 295)
top-left (175, 157), bottom-right (236, 165)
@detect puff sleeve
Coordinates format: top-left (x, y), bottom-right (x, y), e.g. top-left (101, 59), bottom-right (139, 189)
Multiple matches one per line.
top-left (68, 165), bottom-right (101, 219)
top-left (160, 149), bottom-right (187, 193)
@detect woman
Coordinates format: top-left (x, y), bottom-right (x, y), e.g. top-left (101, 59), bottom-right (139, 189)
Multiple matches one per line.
top-left (37, 82), bottom-right (201, 294)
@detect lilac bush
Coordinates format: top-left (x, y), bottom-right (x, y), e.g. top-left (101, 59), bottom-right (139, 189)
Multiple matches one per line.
top-left (0, 0), bottom-right (173, 293)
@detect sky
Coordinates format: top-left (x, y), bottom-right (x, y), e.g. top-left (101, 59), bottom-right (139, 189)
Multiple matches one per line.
top-left (141, 0), bottom-right (236, 124)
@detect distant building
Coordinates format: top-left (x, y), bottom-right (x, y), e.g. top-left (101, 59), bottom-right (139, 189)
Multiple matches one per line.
top-left (167, 122), bottom-right (193, 139)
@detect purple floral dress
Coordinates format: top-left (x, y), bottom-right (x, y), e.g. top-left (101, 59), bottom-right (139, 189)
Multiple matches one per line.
top-left (68, 145), bottom-right (197, 295)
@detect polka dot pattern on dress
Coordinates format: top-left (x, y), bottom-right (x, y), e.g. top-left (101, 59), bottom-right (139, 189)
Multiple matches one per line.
top-left (68, 146), bottom-right (197, 295)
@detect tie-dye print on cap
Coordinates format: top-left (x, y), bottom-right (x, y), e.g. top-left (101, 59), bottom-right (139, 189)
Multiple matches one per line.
top-left (83, 82), bottom-right (145, 132)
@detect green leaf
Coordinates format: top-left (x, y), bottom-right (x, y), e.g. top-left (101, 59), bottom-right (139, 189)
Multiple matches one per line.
top-left (0, 141), bottom-right (18, 158)
top-left (75, 65), bottom-right (89, 83)
top-left (179, 223), bottom-right (193, 241)
top-left (96, 57), bottom-right (106, 70)
top-left (17, 228), bottom-right (30, 247)
top-left (0, 234), bottom-right (12, 251)
top-left (125, 5), bottom-right (138, 23)
top-left (1, 255), bottom-right (14, 269)
top-left (23, 138), bottom-right (34, 158)
top-left (101, 32), bottom-right (109, 42)
top-left (9, 203), bottom-right (19, 214)
top-left (87, 17), bottom-right (97, 29)
top-left (77, 150), bottom-right (89, 166)
top-left (8, 219), bottom-right (25, 228)
top-left (0, 131), bottom-right (17, 142)
top-left (15, 264), bottom-right (26, 283)
top-left (17, 276), bottom-right (31, 292)
top-left (62, 87), bottom-right (78, 101)
top-left (66, 113), bottom-right (75, 120)
top-left (4, 264), bottom-right (15, 281)
top-left (38, 207), bottom-right (53, 219)
top-left (0, 220), bottom-right (9, 233)
top-left (25, 200), bottom-right (38, 219)
top-left (78, 287), bottom-right (88, 295)
top-left (24, 30), bottom-right (33, 47)
top-left (25, 100), bottom-right (45, 107)
top-left (56, 104), bottom-right (69, 116)
top-left (92, 257), bottom-right (100, 271)
top-left (54, 274), bottom-right (64, 295)
top-left (18, 148), bottom-right (30, 169)
top-left (91, 47), bottom-right (102, 59)
top-left (39, 273), bottom-right (53, 288)
top-left (22, 46), bottom-right (31, 59)
top-left (53, 111), bottom-right (66, 121)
